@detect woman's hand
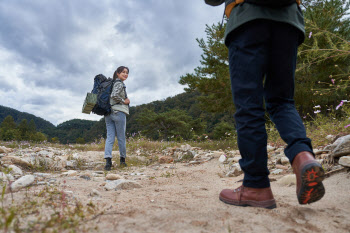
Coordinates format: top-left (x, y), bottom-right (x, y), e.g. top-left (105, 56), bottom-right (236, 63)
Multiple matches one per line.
top-left (124, 98), bottom-right (130, 105)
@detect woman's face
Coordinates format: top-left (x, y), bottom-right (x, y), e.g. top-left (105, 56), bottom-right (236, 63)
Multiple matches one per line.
top-left (117, 68), bottom-right (129, 81)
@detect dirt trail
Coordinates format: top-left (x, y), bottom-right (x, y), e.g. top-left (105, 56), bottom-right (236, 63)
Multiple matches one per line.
top-left (47, 156), bottom-right (350, 233)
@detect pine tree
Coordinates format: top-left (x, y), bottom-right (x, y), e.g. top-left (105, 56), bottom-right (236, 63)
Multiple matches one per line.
top-left (179, 22), bottom-right (234, 114)
top-left (296, 0), bottom-right (350, 115)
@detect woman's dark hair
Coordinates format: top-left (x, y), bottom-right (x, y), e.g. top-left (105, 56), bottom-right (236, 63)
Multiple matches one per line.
top-left (113, 66), bottom-right (129, 80)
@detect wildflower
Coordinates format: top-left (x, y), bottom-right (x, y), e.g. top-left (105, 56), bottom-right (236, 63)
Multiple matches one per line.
top-left (331, 79), bottom-right (335, 84)
top-left (336, 101), bottom-right (344, 110)
top-left (345, 124), bottom-right (350, 129)
top-left (314, 110), bottom-right (321, 114)
top-left (314, 105), bottom-right (321, 108)
top-left (308, 31), bottom-right (312, 38)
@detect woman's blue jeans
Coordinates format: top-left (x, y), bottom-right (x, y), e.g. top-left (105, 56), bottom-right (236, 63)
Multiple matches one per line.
top-left (228, 20), bottom-right (313, 188)
top-left (104, 111), bottom-right (127, 159)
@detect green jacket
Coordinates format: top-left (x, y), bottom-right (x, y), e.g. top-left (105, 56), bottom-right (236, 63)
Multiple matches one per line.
top-left (204, 0), bottom-right (305, 46)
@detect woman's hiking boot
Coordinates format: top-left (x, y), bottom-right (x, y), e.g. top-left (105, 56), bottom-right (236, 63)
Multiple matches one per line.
top-left (120, 157), bottom-right (127, 167)
top-left (104, 158), bottom-right (112, 171)
top-left (219, 185), bottom-right (277, 209)
top-left (292, 151), bottom-right (325, 204)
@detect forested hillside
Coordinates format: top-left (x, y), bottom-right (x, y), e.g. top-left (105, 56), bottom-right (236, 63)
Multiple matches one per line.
top-left (0, 105), bottom-right (55, 131)
top-left (0, 90), bottom-right (235, 143)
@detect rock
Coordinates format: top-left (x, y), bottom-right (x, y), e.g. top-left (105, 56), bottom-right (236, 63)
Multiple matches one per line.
top-left (80, 175), bottom-right (91, 180)
top-left (106, 174), bottom-right (123, 180)
top-left (33, 173), bottom-right (51, 178)
top-left (277, 174), bottom-right (296, 186)
top-left (90, 189), bottom-right (101, 197)
top-left (232, 157), bottom-right (241, 163)
top-left (188, 161), bottom-right (201, 165)
top-left (104, 179), bottom-right (142, 191)
top-left (8, 165), bottom-right (23, 176)
top-left (2, 156), bottom-right (32, 168)
top-left (11, 175), bottom-right (35, 192)
top-left (62, 170), bottom-right (78, 176)
top-left (227, 158), bottom-right (235, 164)
top-left (267, 145), bottom-right (276, 152)
top-left (326, 135), bottom-right (336, 142)
top-left (275, 164), bottom-right (289, 170)
top-left (159, 156), bottom-right (173, 164)
top-left (0, 172), bottom-right (15, 182)
top-left (226, 166), bottom-right (242, 177)
top-left (280, 157), bottom-right (290, 165)
top-left (328, 135), bottom-right (350, 158)
top-left (180, 144), bottom-right (192, 151)
top-left (339, 156), bottom-right (350, 167)
top-left (271, 169), bottom-right (284, 175)
top-left (0, 146), bottom-right (12, 153)
top-left (212, 151), bottom-right (224, 158)
top-left (65, 160), bottom-right (77, 169)
top-left (218, 154), bottom-right (227, 163)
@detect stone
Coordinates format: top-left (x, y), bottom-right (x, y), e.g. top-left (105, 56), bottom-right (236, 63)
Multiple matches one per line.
top-left (8, 165), bottom-right (23, 176)
top-left (267, 145), bottom-right (276, 152)
top-left (104, 179), bottom-right (142, 191)
top-left (63, 170), bottom-right (78, 176)
top-left (188, 161), bottom-right (201, 165)
top-left (0, 172), bottom-right (15, 182)
top-left (80, 175), bottom-right (91, 180)
top-left (276, 164), bottom-right (289, 170)
top-left (218, 154), bottom-right (227, 163)
top-left (11, 175), bottom-right (35, 192)
top-left (271, 169), bottom-right (284, 175)
top-left (90, 189), bottom-right (101, 197)
top-left (106, 174), bottom-right (123, 180)
top-left (159, 156), bottom-right (173, 164)
top-left (226, 166), bottom-right (242, 177)
top-left (2, 156), bottom-right (32, 168)
top-left (180, 144), bottom-right (192, 151)
top-left (65, 160), bottom-right (77, 169)
top-left (227, 158), bottom-right (235, 164)
top-left (277, 174), bottom-right (296, 186)
top-left (339, 156), bottom-right (350, 167)
top-left (280, 157), bottom-right (290, 165)
top-left (0, 146), bottom-right (12, 153)
top-left (33, 173), bottom-right (51, 178)
top-left (329, 135), bottom-right (350, 158)
top-left (212, 151), bottom-right (224, 158)
top-left (326, 135), bottom-right (336, 142)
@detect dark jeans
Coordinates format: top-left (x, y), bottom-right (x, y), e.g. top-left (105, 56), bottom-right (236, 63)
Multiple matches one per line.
top-left (228, 20), bottom-right (313, 188)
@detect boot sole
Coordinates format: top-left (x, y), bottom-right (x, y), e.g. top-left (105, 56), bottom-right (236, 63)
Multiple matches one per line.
top-left (298, 163), bottom-right (325, 204)
top-left (219, 196), bottom-right (277, 209)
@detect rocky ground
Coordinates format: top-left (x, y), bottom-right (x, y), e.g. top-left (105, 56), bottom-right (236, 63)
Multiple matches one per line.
top-left (1, 135), bottom-right (350, 232)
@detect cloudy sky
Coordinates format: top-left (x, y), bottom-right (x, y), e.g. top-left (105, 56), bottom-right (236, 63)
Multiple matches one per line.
top-left (0, 0), bottom-right (223, 125)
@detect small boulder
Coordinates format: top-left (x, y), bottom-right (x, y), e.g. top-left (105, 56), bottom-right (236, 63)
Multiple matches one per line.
top-left (8, 165), bottom-right (23, 176)
top-left (104, 179), bottom-right (142, 191)
top-left (339, 156), bottom-right (350, 167)
top-left (11, 175), bottom-right (35, 192)
top-left (218, 154), bottom-right (227, 163)
top-left (277, 174), bottom-right (296, 186)
top-left (62, 170), bottom-right (78, 176)
top-left (106, 174), bottom-right (123, 180)
top-left (159, 156), bottom-right (173, 164)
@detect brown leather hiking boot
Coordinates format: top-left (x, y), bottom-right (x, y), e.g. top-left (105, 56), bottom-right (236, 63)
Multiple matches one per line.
top-left (219, 185), bottom-right (276, 209)
top-left (292, 151), bottom-right (325, 205)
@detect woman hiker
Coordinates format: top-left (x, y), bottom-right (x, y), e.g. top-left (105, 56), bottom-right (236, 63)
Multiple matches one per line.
top-left (204, 0), bottom-right (325, 208)
top-left (104, 66), bottom-right (130, 171)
